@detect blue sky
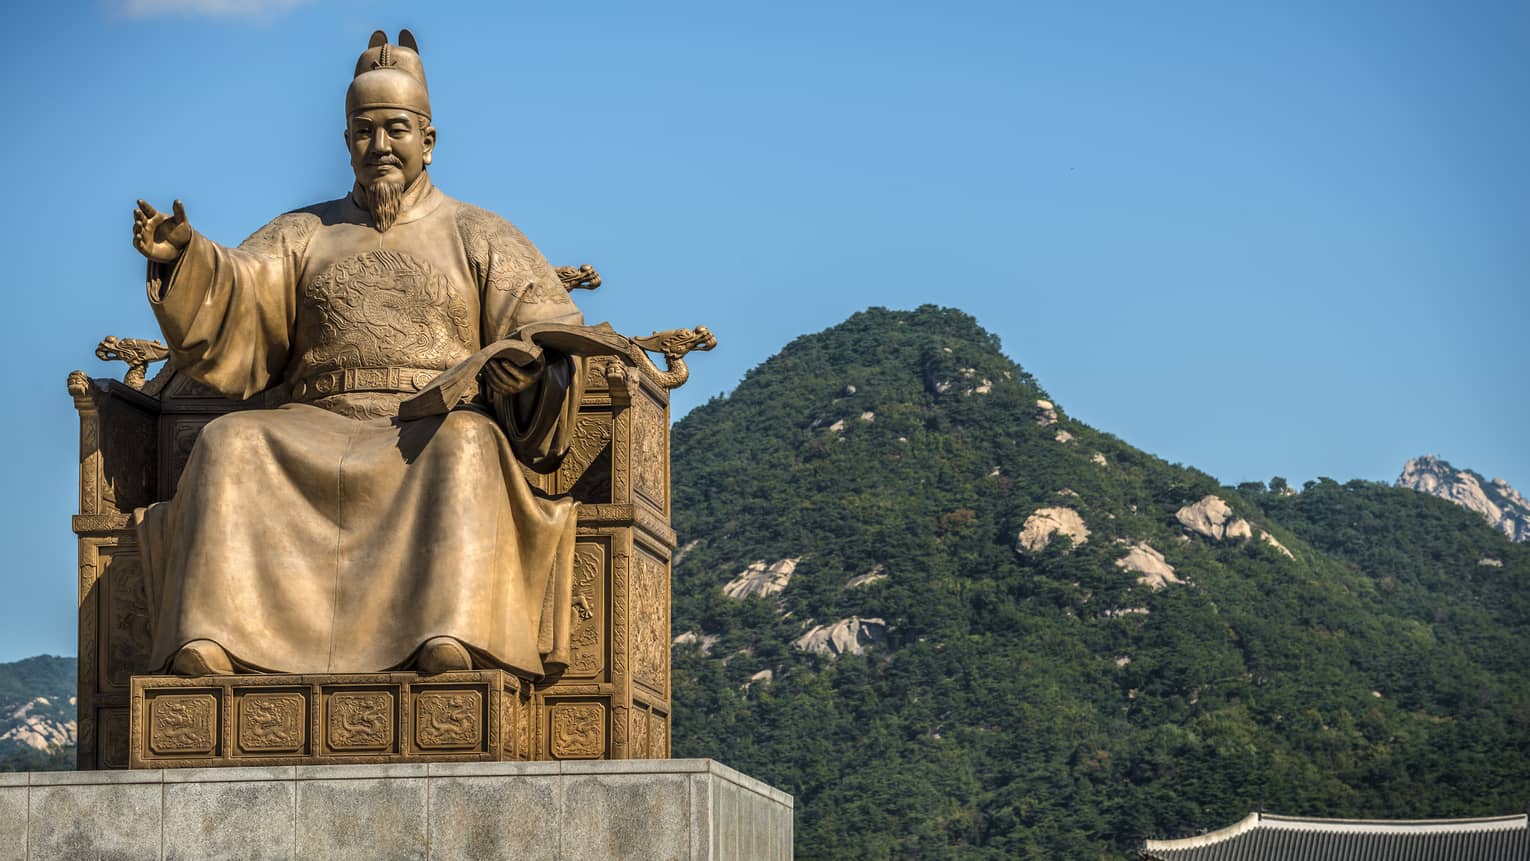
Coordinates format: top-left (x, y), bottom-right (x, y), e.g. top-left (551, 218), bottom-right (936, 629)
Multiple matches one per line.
top-left (1, 0), bottom-right (1525, 660)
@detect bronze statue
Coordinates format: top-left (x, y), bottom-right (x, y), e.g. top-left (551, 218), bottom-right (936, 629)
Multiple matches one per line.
top-left (130, 30), bottom-right (590, 680)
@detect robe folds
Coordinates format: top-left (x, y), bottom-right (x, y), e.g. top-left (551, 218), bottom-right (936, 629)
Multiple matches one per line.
top-left (136, 175), bottom-right (584, 678)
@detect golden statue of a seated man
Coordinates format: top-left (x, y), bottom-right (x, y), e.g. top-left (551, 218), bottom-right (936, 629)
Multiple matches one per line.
top-left (130, 30), bottom-right (583, 679)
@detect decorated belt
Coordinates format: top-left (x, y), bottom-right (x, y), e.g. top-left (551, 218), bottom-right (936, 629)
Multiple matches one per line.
top-left (290, 367), bottom-right (451, 401)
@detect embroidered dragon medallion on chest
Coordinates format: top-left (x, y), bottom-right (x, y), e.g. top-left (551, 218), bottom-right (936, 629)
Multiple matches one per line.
top-left (299, 249), bottom-right (475, 372)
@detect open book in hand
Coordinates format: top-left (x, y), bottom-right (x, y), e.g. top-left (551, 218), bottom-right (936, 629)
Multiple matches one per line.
top-left (399, 321), bottom-right (631, 420)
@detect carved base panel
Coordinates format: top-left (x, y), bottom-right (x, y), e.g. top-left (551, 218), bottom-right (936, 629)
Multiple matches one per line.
top-left (128, 671), bottom-right (530, 768)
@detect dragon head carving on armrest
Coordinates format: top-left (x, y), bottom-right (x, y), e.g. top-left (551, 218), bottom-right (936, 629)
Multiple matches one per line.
top-left (95, 336), bottom-right (170, 390)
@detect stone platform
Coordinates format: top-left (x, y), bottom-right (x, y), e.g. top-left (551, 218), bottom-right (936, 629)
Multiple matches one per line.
top-left (0, 758), bottom-right (792, 860)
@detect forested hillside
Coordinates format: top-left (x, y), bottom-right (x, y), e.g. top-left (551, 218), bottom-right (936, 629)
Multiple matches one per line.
top-left (668, 306), bottom-right (1530, 859)
top-left (0, 655), bottom-right (75, 772)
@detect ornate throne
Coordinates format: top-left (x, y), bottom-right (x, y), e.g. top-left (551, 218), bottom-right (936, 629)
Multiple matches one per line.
top-left (68, 269), bottom-right (710, 769)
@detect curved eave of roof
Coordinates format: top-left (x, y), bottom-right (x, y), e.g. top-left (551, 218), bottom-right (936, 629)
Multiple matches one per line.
top-left (1142, 811), bottom-right (1529, 853)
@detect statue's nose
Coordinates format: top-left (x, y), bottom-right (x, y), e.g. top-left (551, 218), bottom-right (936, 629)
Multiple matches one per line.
top-left (371, 128), bottom-right (390, 152)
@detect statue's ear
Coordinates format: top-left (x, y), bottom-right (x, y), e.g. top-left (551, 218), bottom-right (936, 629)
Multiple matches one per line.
top-left (398, 29), bottom-right (419, 53)
top-left (368, 30), bottom-right (388, 48)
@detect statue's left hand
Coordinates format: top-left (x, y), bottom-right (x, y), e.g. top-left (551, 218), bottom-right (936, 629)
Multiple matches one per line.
top-left (484, 355), bottom-right (543, 395)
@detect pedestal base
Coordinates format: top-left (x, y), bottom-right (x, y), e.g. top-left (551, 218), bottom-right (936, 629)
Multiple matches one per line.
top-left (3, 759), bottom-right (792, 860)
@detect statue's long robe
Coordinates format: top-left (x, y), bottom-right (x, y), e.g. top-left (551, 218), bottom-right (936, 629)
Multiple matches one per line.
top-left (135, 175), bottom-right (583, 678)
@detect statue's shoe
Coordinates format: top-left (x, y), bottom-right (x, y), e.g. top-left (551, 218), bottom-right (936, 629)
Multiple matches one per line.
top-left (170, 639), bottom-right (234, 676)
top-left (415, 637), bottom-right (473, 674)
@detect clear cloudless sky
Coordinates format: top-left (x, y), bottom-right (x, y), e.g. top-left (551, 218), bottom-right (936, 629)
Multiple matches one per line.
top-left (1, 0), bottom-right (1525, 660)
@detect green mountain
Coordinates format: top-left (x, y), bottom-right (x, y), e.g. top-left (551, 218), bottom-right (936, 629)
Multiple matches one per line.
top-left (0, 655), bottom-right (76, 772)
top-left (668, 306), bottom-right (1530, 859)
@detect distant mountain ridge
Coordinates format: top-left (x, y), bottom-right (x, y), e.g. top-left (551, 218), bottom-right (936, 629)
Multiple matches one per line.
top-left (1398, 454), bottom-right (1530, 542)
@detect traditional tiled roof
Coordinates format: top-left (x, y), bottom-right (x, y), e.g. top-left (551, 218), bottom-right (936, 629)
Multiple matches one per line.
top-left (1140, 811), bottom-right (1528, 860)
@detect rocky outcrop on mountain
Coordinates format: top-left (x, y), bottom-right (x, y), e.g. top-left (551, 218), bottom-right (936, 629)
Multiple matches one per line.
top-left (792, 617), bottom-right (888, 657)
top-left (1, 698), bottom-right (76, 751)
top-left (0, 655), bottom-right (78, 765)
top-left (1035, 399), bottom-right (1059, 426)
top-left (672, 630), bottom-right (719, 654)
top-left (723, 558), bottom-right (801, 600)
top-left (1397, 455), bottom-right (1530, 542)
top-left (1016, 507), bottom-right (1089, 553)
top-left (1176, 495), bottom-right (1293, 557)
top-left (1114, 542), bottom-right (1182, 590)
top-left (1177, 496), bottom-right (1254, 541)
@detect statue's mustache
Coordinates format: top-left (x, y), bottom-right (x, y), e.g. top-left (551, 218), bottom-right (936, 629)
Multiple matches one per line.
top-left (368, 155), bottom-right (403, 167)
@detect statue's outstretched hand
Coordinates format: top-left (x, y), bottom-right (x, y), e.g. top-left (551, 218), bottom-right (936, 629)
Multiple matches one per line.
top-left (485, 355), bottom-right (544, 395)
top-left (133, 199), bottom-right (192, 263)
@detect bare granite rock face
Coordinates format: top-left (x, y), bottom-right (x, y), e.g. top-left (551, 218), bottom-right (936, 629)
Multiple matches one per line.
top-left (673, 630), bottom-right (720, 654)
top-left (1398, 455), bottom-right (1530, 542)
top-left (1035, 399), bottom-right (1059, 426)
top-left (723, 558), bottom-right (801, 600)
top-left (1016, 507), bottom-right (1090, 554)
top-left (1114, 542), bottom-right (1183, 590)
top-left (1177, 496), bottom-right (1253, 541)
top-left (792, 617), bottom-right (888, 657)
top-left (1176, 495), bottom-right (1295, 558)
top-left (0, 697), bottom-right (77, 752)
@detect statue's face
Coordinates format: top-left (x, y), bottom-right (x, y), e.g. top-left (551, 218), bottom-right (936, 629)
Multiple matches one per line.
top-left (346, 108), bottom-right (435, 188)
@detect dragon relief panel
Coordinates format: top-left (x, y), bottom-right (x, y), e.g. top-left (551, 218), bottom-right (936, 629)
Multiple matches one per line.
top-left (149, 694), bottom-right (218, 755)
top-left (414, 690), bottom-right (483, 750)
top-left (549, 702), bottom-right (604, 759)
top-left (238, 691), bottom-right (306, 753)
top-left (326, 690), bottom-right (394, 751)
top-left (568, 542), bottom-right (606, 678)
top-left (632, 551), bottom-right (669, 696)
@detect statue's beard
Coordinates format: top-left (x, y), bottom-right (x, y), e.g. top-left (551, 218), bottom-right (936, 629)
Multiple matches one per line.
top-left (365, 173), bottom-right (406, 232)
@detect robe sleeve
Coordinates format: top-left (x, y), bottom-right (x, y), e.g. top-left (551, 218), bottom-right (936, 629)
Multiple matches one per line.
top-left (145, 212), bottom-right (315, 401)
top-left (457, 204), bottom-right (587, 472)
